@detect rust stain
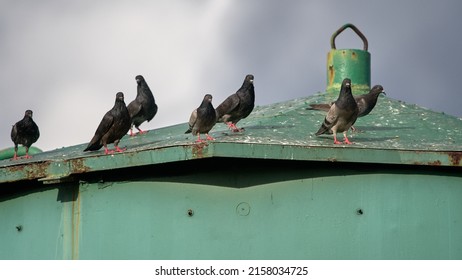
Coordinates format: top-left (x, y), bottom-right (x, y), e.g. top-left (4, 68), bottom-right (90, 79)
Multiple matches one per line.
top-left (70, 158), bottom-right (92, 174)
top-left (448, 152), bottom-right (462, 166)
top-left (428, 160), bottom-right (442, 166)
top-left (328, 65), bottom-right (335, 87)
top-left (412, 160), bottom-right (441, 166)
top-left (6, 162), bottom-right (49, 180)
top-left (327, 52), bottom-right (335, 87)
top-left (192, 142), bottom-right (208, 158)
top-left (72, 185), bottom-right (81, 260)
top-left (351, 51), bottom-right (358, 60)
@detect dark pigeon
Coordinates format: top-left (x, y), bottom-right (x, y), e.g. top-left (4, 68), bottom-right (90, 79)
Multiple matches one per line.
top-left (354, 85), bottom-right (386, 118)
top-left (10, 110), bottom-right (40, 160)
top-left (315, 78), bottom-right (359, 144)
top-left (127, 75), bottom-right (158, 136)
top-left (84, 92), bottom-right (131, 154)
top-left (185, 94), bottom-right (217, 142)
top-left (215, 74), bottom-right (255, 132)
top-left (308, 85), bottom-right (385, 118)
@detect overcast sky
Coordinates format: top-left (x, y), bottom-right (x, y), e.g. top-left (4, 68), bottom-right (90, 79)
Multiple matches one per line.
top-left (1, 0), bottom-right (461, 151)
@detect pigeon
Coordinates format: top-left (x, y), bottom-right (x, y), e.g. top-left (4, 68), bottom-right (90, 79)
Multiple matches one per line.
top-left (315, 78), bottom-right (359, 144)
top-left (308, 85), bottom-right (385, 118)
top-left (84, 92), bottom-right (131, 154)
top-left (185, 94), bottom-right (217, 142)
top-left (215, 74), bottom-right (255, 132)
top-left (127, 75), bottom-right (158, 136)
top-left (10, 110), bottom-right (40, 160)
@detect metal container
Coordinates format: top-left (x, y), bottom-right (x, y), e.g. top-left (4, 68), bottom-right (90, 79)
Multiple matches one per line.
top-left (327, 23), bottom-right (371, 94)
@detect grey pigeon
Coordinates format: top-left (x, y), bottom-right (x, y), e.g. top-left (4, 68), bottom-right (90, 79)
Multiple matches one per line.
top-left (127, 75), bottom-right (158, 136)
top-left (215, 74), bottom-right (255, 132)
top-left (185, 94), bottom-right (217, 142)
top-left (308, 85), bottom-right (385, 118)
top-left (315, 78), bottom-right (359, 144)
top-left (10, 110), bottom-right (40, 160)
top-left (84, 92), bottom-right (131, 154)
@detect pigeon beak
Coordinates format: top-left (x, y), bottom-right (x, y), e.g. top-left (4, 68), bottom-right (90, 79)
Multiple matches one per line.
top-left (250, 79), bottom-right (254, 83)
top-left (346, 82), bottom-right (351, 86)
top-left (381, 91), bottom-right (386, 96)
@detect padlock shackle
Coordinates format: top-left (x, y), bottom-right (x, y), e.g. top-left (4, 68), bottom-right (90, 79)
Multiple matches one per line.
top-left (330, 23), bottom-right (368, 51)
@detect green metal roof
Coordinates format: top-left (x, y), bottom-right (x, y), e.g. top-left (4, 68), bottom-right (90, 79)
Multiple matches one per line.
top-left (1, 93), bottom-right (461, 184)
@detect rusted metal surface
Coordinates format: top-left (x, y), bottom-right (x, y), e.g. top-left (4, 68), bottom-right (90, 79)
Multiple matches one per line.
top-left (448, 152), bottom-right (462, 166)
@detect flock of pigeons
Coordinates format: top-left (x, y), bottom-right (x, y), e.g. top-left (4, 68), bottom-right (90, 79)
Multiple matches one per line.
top-left (9, 74), bottom-right (384, 160)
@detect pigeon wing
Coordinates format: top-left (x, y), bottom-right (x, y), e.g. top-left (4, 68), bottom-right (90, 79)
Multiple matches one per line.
top-left (185, 109), bottom-right (197, 134)
top-left (355, 97), bottom-right (367, 117)
top-left (84, 112), bottom-right (114, 151)
top-left (315, 103), bottom-right (339, 136)
top-left (127, 99), bottom-right (142, 119)
top-left (216, 94), bottom-right (240, 120)
top-left (10, 124), bottom-right (18, 143)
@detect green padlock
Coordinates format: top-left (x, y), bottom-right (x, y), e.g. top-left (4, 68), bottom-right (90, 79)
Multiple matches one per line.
top-left (326, 23), bottom-right (371, 94)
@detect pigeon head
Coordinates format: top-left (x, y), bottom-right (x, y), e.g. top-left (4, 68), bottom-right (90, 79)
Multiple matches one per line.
top-left (135, 75), bottom-right (144, 85)
top-left (204, 94), bottom-right (213, 103)
top-left (25, 110), bottom-right (33, 118)
top-left (116, 92), bottom-right (125, 101)
top-left (371, 85), bottom-right (386, 96)
top-left (342, 78), bottom-right (351, 88)
top-left (245, 74), bottom-right (254, 84)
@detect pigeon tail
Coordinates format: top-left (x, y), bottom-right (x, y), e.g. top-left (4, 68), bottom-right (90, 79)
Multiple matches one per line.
top-left (308, 103), bottom-right (331, 112)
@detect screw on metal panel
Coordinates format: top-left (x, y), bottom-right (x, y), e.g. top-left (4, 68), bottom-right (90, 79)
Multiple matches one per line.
top-left (16, 225), bottom-right (23, 232)
top-left (356, 208), bottom-right (364, 215)
top-left (187, 209), bottom-right (194, 217)
top-left (236, 202), bottom-right (251, 216)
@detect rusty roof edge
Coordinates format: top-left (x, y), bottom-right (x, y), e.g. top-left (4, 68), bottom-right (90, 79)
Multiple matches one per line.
top-left (2, 94), bottom-right (462, 184)
top-left (1, 141), bottom-right (460, 185)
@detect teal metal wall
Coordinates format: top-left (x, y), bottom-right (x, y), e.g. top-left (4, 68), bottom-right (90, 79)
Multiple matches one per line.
top-left (2, 159), bottom-right (461, 260)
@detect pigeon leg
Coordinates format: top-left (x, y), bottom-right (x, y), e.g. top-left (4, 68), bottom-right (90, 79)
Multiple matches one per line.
top-left (129, 128), bottom-right (136, 137)
top-left (104, 146), bottom-right (114, 155)
top-left (136, 127), bottom-right (147, 134)
top-left (343, 132), bottom-right (353, 144)
top-left (195, 134), bottom-right (205, 143)
top-left (114, 145), bottom-right (126, 153)
top-left (227, 122), bottom-right (244, 132)
top-left (226, 122), bottom-right (236, 130)
top-left (206, 134), bottom-right (215, 141)
top-left (350, 126), bottom-right (363, 133)
top-left (12, 145), bottom-right (18, 160)
top-left (24, 147), bottom-right (32, 159)
top-left (333, 134), bottom-right (342, 145)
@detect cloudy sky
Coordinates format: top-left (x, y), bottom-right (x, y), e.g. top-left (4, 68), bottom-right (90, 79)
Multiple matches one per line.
top-left (1, 0), bottom-right (461, 151)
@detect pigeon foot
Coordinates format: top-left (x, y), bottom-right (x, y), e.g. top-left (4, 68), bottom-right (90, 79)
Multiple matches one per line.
top-left (343, 137), bottom-right (353, 144)
top-left (114, 146), bottom-right (126, 153)
top-left (137, 129), bottom-right (147, 135)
